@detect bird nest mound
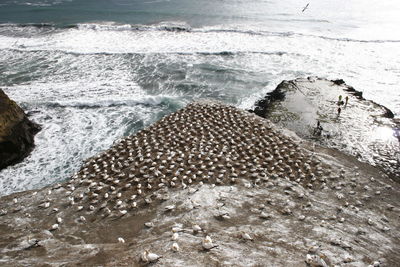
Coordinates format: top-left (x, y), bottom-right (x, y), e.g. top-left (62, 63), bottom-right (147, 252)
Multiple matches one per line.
top-left (67, 101), bottom-right (330, 216)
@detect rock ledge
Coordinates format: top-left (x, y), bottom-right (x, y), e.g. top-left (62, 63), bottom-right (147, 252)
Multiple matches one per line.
top-left (250, 77), bottom-right (400, 180)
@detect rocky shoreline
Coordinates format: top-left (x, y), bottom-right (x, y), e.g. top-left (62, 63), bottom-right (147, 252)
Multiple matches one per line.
top-left (0, 89), bottom-right (40, 170)
top-left (0, 100), bottom-right (399, 266)
top-left (250, 77), bottom-right (400, 181)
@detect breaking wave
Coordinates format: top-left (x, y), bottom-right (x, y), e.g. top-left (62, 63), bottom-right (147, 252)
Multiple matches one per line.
top-left (39, 95), bottom-right (182, 109)
top-left (1, 22), bottom-right (399, 44)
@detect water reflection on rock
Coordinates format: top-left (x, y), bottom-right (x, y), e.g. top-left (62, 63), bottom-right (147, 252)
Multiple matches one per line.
top-left (251, 77), bottom-right (400, 181)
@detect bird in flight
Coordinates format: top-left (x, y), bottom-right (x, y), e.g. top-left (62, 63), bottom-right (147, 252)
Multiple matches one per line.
top-left (302, 3), bottom-right (310, 12)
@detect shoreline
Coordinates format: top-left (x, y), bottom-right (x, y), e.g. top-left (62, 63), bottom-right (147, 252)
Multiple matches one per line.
top-left (250, 77), bottom-right (400, 181)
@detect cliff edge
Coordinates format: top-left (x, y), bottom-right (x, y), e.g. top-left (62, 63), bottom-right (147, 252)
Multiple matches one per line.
top-left (0, 89), bottom-right (40, 170)
top-left (0, 101), bottom-right (398, 266)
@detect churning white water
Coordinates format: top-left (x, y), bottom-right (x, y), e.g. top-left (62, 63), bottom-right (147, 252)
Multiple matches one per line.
top-left (1, 0), bottom-right (399, 195)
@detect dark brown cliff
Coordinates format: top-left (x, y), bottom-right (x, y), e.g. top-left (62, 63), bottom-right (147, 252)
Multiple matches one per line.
top-left (0, 89), bottom-right (40, 169)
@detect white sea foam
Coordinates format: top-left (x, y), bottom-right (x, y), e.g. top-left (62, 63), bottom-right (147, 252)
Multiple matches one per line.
top-left (38, 95), bottom-right (181, 108)
top-left (0, 24), bottom-right (396, 55)
top-left (0, 74), bottom-right (181, 195)
top-left (0, 21), bottom-right (399, 195)
top-left (0, 95), bottom-right (161, 196)
top-left (1, 22), bottom-right (399, 113)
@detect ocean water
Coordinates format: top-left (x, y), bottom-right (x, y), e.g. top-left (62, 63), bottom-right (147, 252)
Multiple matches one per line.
top-left (1, 0), bottom-right (400, 195)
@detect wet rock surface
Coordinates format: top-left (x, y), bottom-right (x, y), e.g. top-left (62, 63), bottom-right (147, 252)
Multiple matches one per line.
top-left (0, 101), bottom-right (399, 266)
top-left (250, 77), bottom-right (400, 181)
top-left (0, 89), bottom-right (40, 170)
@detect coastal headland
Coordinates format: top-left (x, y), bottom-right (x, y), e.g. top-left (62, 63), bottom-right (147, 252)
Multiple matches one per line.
top-left (250, 77), bottom-right (400, 181)
top-left (0, 100), bottom-right (399, 266)
top-left (0, 89), bottom-right (40, 170)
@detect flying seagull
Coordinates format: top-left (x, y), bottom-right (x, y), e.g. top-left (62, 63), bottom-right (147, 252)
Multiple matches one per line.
top-left (302, 3), bottom-right (309, 12)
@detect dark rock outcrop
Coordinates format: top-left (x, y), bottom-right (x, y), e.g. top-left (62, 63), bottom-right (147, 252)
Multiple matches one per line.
top-left (250, 77), bottom-right (400, 180)
top-left (0, 89), bottom-right (40, 169)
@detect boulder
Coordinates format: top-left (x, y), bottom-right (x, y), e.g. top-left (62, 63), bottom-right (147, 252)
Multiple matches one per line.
top-left (0, 89), bottom-right (40, 169)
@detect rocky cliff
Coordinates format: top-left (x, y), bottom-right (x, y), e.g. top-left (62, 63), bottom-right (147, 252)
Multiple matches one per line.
top-left (0, 89), bottom-right (40, 170)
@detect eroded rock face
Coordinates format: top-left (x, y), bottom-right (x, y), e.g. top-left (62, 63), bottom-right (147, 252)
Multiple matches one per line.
top-left (0, 89), bottom-right (40, 170)
top-left (0, 101), bottom-right (399, 266)
top-left (250, 77), bottom-right (400, 180)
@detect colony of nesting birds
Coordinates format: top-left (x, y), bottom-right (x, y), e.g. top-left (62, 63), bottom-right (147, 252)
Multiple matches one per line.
top-left (57, 101), bottom-right (329, 223)
top-left (1, 101), bottom-right (399, 266)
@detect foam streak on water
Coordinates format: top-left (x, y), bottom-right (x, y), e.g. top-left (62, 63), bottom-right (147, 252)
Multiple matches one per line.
top-left (1, 2), bottom-right (400, 195)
